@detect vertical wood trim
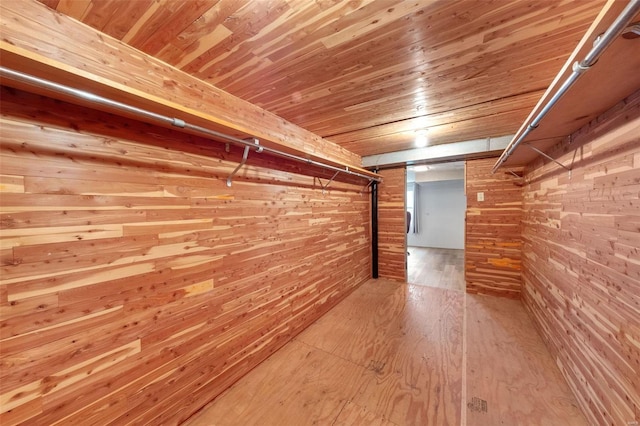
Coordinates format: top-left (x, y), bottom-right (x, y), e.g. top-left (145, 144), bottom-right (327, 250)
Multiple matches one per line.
top-left (465, 158), bottom-right (523, 298)
top-left (377, 168), bottom-right (406, 282)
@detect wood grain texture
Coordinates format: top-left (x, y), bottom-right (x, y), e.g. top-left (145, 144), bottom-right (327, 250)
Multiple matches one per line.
top-left (377, 168), bottom-right (406, 282)
top-left (188, 278), bottom-right (586, 426)
top-left (34, 0), bottom-right (604, 156)
top-left (0, 0), bottom-right (367, 172)
top-left (407, 247), bottom-right (464, 291)
top-left (188, 278), bottom-right (464, 426)
top-left (500, 1), bottom-right (640, 168)
top-left (187, 339), bottom-right (366, 426)
top-left (521, 89), bottom-right (640, 426)
top-left (465, 158), bottom-right (523, 298)
top-left (465, 294), bottom-right (587, 425)
top-left (0, 87), bottom-right (371, 425)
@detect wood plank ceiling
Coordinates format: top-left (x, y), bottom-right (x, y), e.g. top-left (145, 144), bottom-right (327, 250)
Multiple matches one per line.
top-left (36, 0), bottom-right (605, 157)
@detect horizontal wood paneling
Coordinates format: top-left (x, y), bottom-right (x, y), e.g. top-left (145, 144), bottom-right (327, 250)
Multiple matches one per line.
top-left (34, 0), bottom-right (604, 156)
top-left (0, 88), bottom-right (371, 425)
top-left (377, 168), bottom-right (406, 282)
top-left (521, 89), bottom-right (640, 426)
top-left (0, 0), bottom-right (364, 169)
top-left (465, 158), bottom-right (523, 298)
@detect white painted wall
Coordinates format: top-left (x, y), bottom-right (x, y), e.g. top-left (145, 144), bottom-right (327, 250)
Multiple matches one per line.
top-left (407, 179), bottom-right (466, 249)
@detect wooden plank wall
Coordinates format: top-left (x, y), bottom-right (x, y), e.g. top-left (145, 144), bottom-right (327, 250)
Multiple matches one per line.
top-left (521, 89), bottom-right (640, 426)
top-left (0, 87), bottom-right (371, 425)
top-left (377, 168), bottom-right (406, 282)
top-left (465, 158), bottom-right (523, 298)
top-left (0, 0), bottom-right (362, 168)
top-left (31, 0), bottom-right (604, 157)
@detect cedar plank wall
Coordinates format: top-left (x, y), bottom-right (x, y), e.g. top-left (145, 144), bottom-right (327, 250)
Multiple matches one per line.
top-left (522, 90), bottom-right (640, 426)
top-left (377, 168), bottom-right (406, 282)
top-left (465, 158), bottom-right (523, 298)
top-left (0, 88), bottom-right (371, 425)
top-left (0, 0), bottom-right (360, 167)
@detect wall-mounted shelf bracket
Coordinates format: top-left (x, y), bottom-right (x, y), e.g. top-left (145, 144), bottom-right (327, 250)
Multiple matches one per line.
top-left (249, 137), bottom-right (264, 153)
top-left (507, 170), bottom-right (523, 179)
top-left (318, 171), bottom-right (340, 195)
top-left (523, 143), bottom-right (572, 176)
top-left (360, 180), bottom-right (374, 196)
top-left (226, 138), bottom-right (260, 187)
top-left (505, 169), bottom-right (526, 187)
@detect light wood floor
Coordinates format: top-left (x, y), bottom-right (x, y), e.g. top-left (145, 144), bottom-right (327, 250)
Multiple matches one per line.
top-left (407, 246), bottom-right (464, 291)
top-left (185, 279), bottom-right (586, 426)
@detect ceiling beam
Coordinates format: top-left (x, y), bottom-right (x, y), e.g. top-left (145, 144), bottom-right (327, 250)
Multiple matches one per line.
top-left (362, 135), bottom-right (513, 169)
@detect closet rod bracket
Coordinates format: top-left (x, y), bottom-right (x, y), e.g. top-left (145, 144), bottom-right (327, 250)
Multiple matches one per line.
top-left (226, 138), bottom-right (261, 187)
top-left (319, 171), bottom-right (340, 195)
top-left (523, 143), bottom-right (572, 173)
top-left (360, 180), bottom-right (374, 196)
top-left (507, 170), bottom-right (523, 179)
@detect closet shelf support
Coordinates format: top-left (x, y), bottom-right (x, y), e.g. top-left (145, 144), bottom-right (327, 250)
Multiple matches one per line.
top-left (524, 143), bottom-right (571, 172)
top-left (227, 138), bottom-right (260, 187)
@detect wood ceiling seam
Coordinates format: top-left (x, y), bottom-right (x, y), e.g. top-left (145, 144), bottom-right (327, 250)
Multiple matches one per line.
top-left (156, 1), bottom-right (235, 65)
top-left (101, 0), bottom-right (154, 40)
top-left (55, 0), bottom-right (90, 21)
top-left (325, 93), bottom-right (543, 141)
top-left (257, 1), bottom-right (360, 61)
top-left (120, 0), bottom-right (163, 44)
top-left (138, 1), bottom-right (220, 55)
top-left (318, 93), bottom-right (544, 140)
top-left (179, 0), bottom-right (293, 75)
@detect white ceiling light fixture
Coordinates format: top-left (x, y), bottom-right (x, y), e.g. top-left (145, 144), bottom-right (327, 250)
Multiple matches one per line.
top-left (415, 129), bottom-right (429, 148)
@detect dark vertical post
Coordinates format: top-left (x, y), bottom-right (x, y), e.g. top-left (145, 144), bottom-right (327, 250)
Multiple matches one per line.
top-left (371, 178), bottom-right (379, 279)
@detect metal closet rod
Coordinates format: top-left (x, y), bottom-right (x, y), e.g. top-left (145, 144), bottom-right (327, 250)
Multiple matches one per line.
top-left (0, 66), bottom-right (380, 183)
top-left (492, 0), bottom-right (640, 173)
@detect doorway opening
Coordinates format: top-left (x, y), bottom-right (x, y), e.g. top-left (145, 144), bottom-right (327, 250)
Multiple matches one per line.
top-left (406, 162), bottom-right (466, 291)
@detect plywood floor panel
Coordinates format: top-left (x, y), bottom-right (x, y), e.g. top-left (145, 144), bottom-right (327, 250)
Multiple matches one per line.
top-left (357, 286), bottom-right (462, 425)
top-left (296, 279), bottom-right (404, 367)
top-left (465, 294), bottom-right (587, 426)
top-left (186, 279), bottom-right (586, 426)
top-left (333, 401), bottom-right (398, 426)
top-left (185, 339), bottom-right (367, 426)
